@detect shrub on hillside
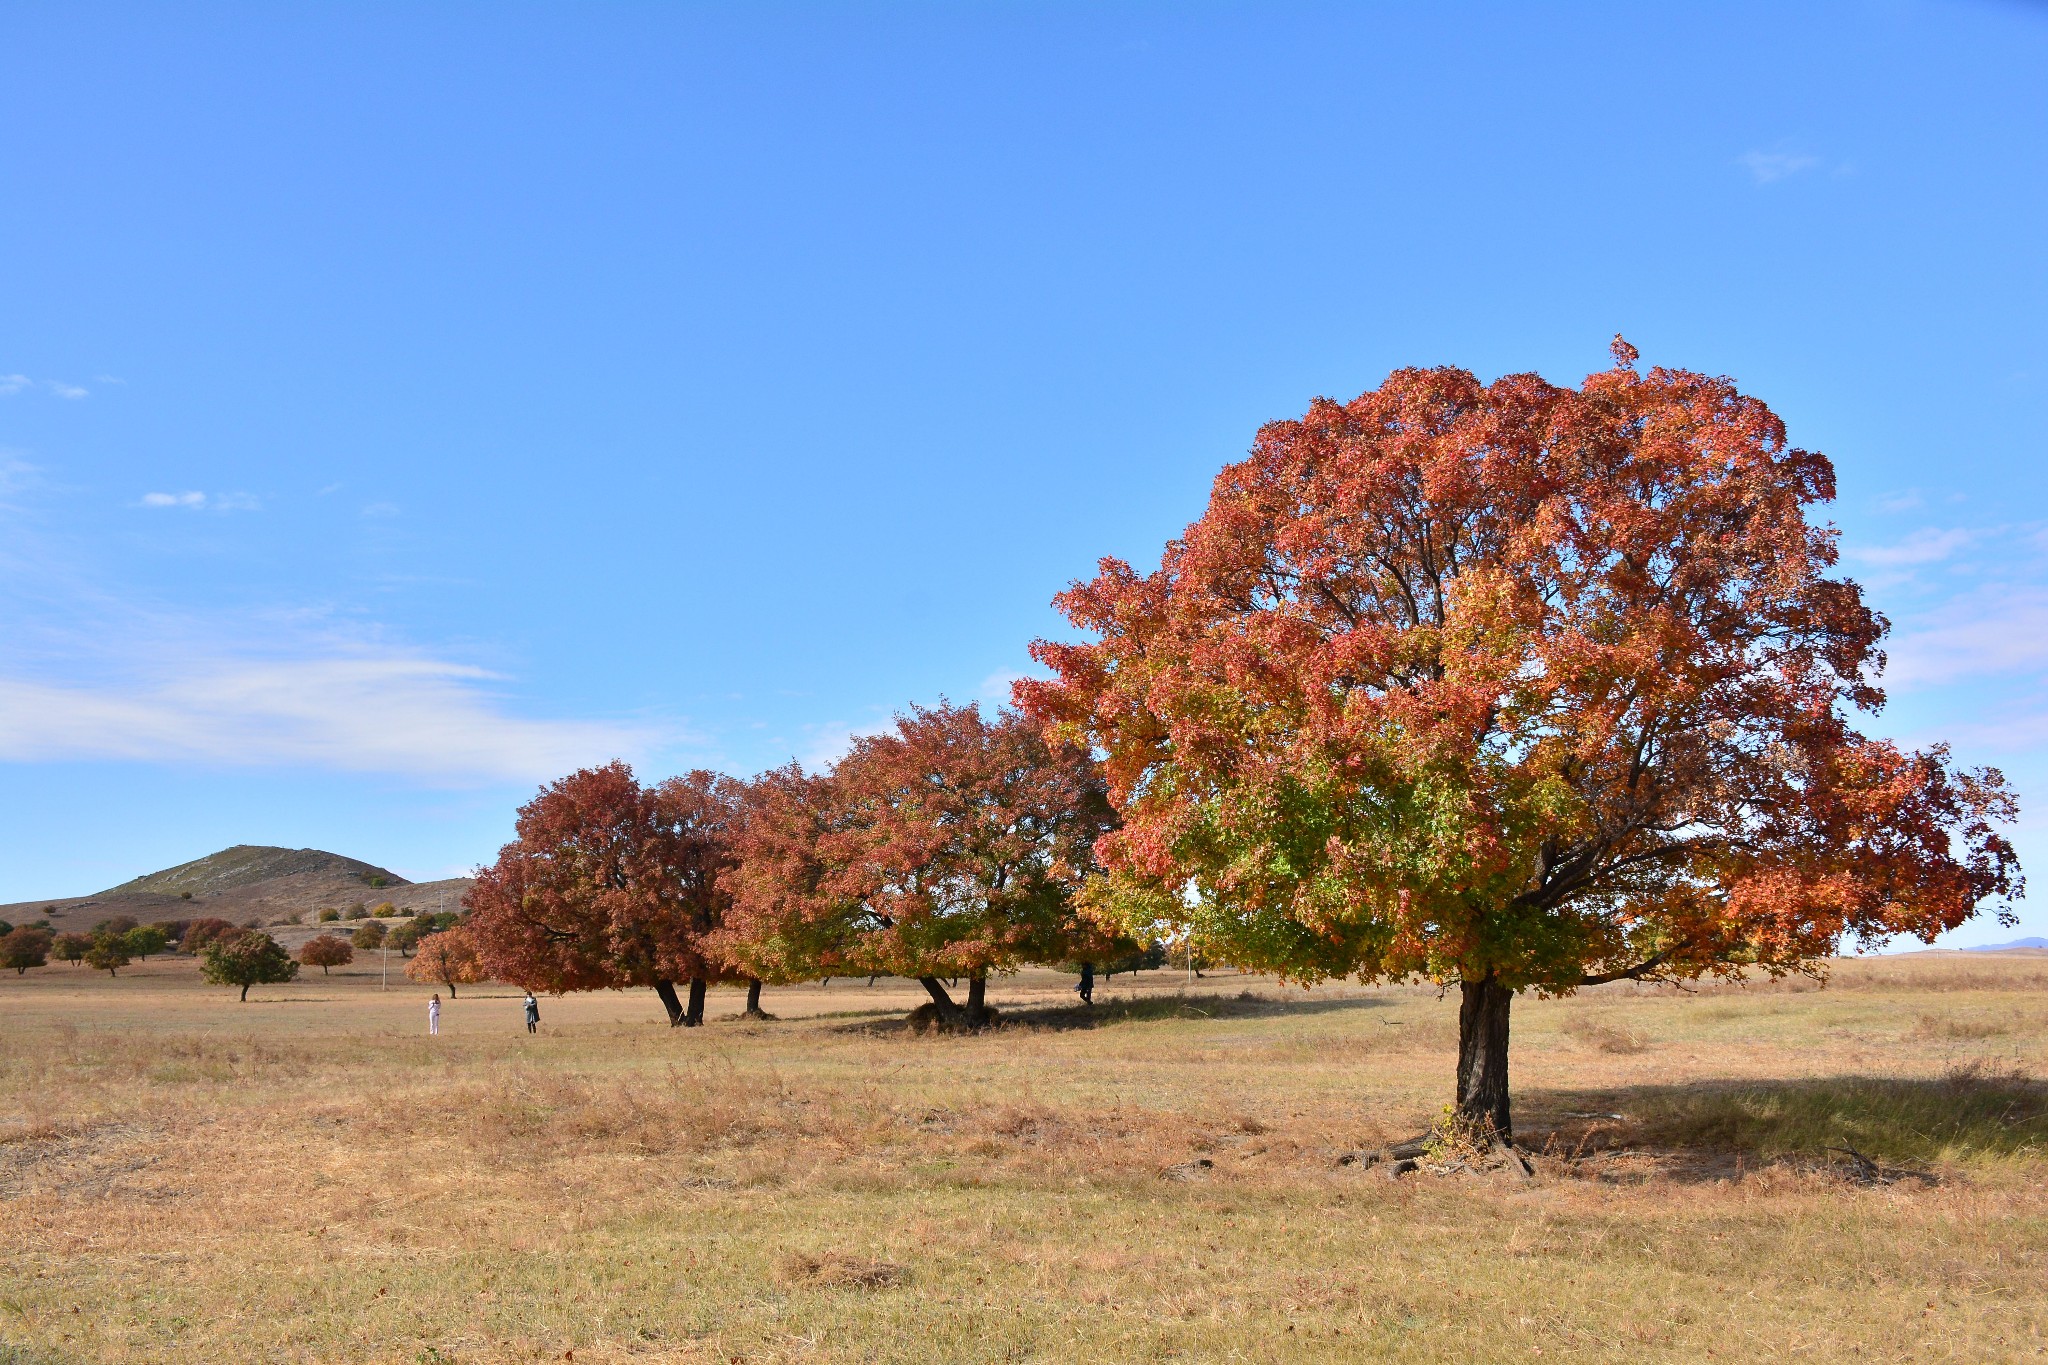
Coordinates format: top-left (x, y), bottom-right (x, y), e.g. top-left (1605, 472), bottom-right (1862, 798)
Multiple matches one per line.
top-left (298, 934), bottom-right (353, 975)
top-left (318, 908), bottom-right (340, 922)
top-left (373, 902), bottom-right (397, 918)
top-left (180, 918), bottom-right (239, 952)
top-left (200, 930), bottom-right (300, 1002)
top-left (353, 920), bottom-right (387, 950)
top-left (93, 915), bottom-right (139, 937)
top-left (345, 905), bottom-right (369, 921)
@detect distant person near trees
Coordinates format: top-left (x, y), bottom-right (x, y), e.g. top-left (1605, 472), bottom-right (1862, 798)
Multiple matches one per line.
top-left (523, 991), bottom-right (539, 1033)
top-left (1075, 961), bottom-right (1094, 1005)
top-left (428, 993), bottom-right (441, 1036)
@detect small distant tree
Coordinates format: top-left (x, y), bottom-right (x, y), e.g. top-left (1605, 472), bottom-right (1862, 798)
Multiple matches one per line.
top-left (180, 918), bottom-right (238, 952)
top-left (52, 932), bottom-right (89, 965)
top-left (93, 916), bottom-right (139, 937)
top-left (352, 920), bottom-right (387, 950)
top-left (179, 890), bottom-right (193, 901)
top-left (123, 925), bottom-right (168, 960)
top-left (0, 920), bottom-right (12, 937)
top-left (2, 927), bottom-right (53, 974)
top-left (373, 902), bottom-right (397, 918)
top-left (298, 935), bottom-right (354, 976)
top-left (348, 902), bottom-right (368, 919)
top-left (318, 908), bottom-right (340, 922)
top-left (83, 934), bottom-right (131, 977)
top-left (387, 919), bottom-right (422, 957)
top-left (407, 926), bottom-right (485, 998)
top-left (200, 930), bottom-right (300, 1002)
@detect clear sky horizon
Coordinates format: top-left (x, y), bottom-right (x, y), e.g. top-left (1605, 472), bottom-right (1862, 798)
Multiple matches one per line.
top-left (3, 3), bottom-right (2044, 947)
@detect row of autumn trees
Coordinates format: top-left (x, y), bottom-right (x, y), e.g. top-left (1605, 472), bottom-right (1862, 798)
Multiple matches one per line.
top-left (466, 703), bottom-right (1117, 1029)
top-left (465, 341), bottom-right (2024, 1139)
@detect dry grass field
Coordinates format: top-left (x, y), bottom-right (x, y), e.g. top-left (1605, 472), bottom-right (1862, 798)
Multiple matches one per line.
top-left (4, 952), bottom-right (2046, 1364)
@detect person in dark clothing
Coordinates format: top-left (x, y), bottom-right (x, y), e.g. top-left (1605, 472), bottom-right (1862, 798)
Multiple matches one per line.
top-left (1075, 962), bottom-right (1095, 1005)
top-left (523, 991), bottom-right (540, 1033)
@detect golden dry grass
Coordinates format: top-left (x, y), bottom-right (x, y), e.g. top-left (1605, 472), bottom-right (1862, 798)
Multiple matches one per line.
top-left (3, 952), bottom-right (2047, 1363)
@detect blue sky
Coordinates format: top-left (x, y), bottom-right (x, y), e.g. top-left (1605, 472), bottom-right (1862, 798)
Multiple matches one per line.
top-left (1, 3), bottom-right (2044, 946)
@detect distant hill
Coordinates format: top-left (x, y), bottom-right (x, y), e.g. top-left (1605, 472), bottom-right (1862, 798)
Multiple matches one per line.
top-left (105, 844), bottom-right (403, 897)
top-left (1, 844), bottom-right (472, 933)
top-left (1961, 936), bottom-right (2048, 952)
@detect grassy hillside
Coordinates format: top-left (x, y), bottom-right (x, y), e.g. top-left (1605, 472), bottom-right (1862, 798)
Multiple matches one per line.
top-left (1, 846), bottom-right (470, 933)
top-left (102, 844), bottom-right (404, 896)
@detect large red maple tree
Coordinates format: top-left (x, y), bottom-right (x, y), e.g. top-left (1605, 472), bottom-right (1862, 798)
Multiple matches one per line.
top-left (720, 702), bottom-right (1118, 1026)
top-left (466, 763), bottom-right (755, 1026)
top-left (1020, 340), bottom-right (2023, 1137)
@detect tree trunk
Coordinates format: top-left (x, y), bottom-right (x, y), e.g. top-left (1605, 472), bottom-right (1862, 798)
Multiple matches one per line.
top-left (965, 972), bottom-right (990, 1025)
top-left (447, 981), bottom-right (457, 999)
top-left (239, 982), bottom-right (250, 1002)
top-left (653, 978), bottom-right (686, 1027)
top-left (1456, 976), bottom-right (1513, 1141)
top-left (918, 976), bottom-right (961, 1022)
top-left (741, 977), bottom-right (769, 1019)
top-left (684, 977), bottom-right (707, 1027)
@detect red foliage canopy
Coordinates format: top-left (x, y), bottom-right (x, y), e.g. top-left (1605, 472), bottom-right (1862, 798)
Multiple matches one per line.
top-left (465, 762), bottom-right (747, 1024)
top-left (1020, 343), bottom-right (2023, 1131)
top-left (720, 702), bottom-right (1118, 1015)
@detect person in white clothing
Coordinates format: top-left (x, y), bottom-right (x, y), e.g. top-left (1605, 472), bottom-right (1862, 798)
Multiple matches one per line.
top-left (428, 993), bottom-right (441, 1036)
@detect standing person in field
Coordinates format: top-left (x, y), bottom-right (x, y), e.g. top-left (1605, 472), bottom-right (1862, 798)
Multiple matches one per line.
top-left (1075, 961), bottom-right (1094, 1006)
top-left (428, 992), bottom-right (441, 1036)
top-left (523, 991), bottom-right (539, 1034)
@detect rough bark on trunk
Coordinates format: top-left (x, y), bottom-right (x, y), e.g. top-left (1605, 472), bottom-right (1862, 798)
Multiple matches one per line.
top-left (1456, 976), bottom-right (1513, 1141)
top-left (684, 977), bottom-right (707, 1027)
top-left (964, 972), bottom-right (990, 1024)
top-left (240, 983), bottom-right (249, 1002)
top-left (652, 979), bottom-right (686, 1027)
top-left (742, 977), bottom-right (770, 1018)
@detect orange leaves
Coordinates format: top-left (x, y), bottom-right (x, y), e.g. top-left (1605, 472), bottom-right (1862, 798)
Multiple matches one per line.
top-left (406, 925), bottom-right (485, 991)
top-left (1021, 350), bottom-right (2022, 992)
top-left (722, 703), bottom-right (1119, 982)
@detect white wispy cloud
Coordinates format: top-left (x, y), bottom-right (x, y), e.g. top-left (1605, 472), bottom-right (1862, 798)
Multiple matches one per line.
top-left (1739, 149), bottom-right (1821, 185)
top-left (0, 374), bottom-right (90, 399)
top-left (1883, 586), bottom-right (2048, 689)
top-left (977, 669), bottom-right (1028, 708)
top-left (138, 491), bottom-right (261, 513)
top-left (2, 472), bottom-right (685, 784)
top-left (798, 717), bottom-right (897, 770)
top-left (0, 651), bottom-right (674, 783)
top-left (1847, 526), bottom-right (1976, 568)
